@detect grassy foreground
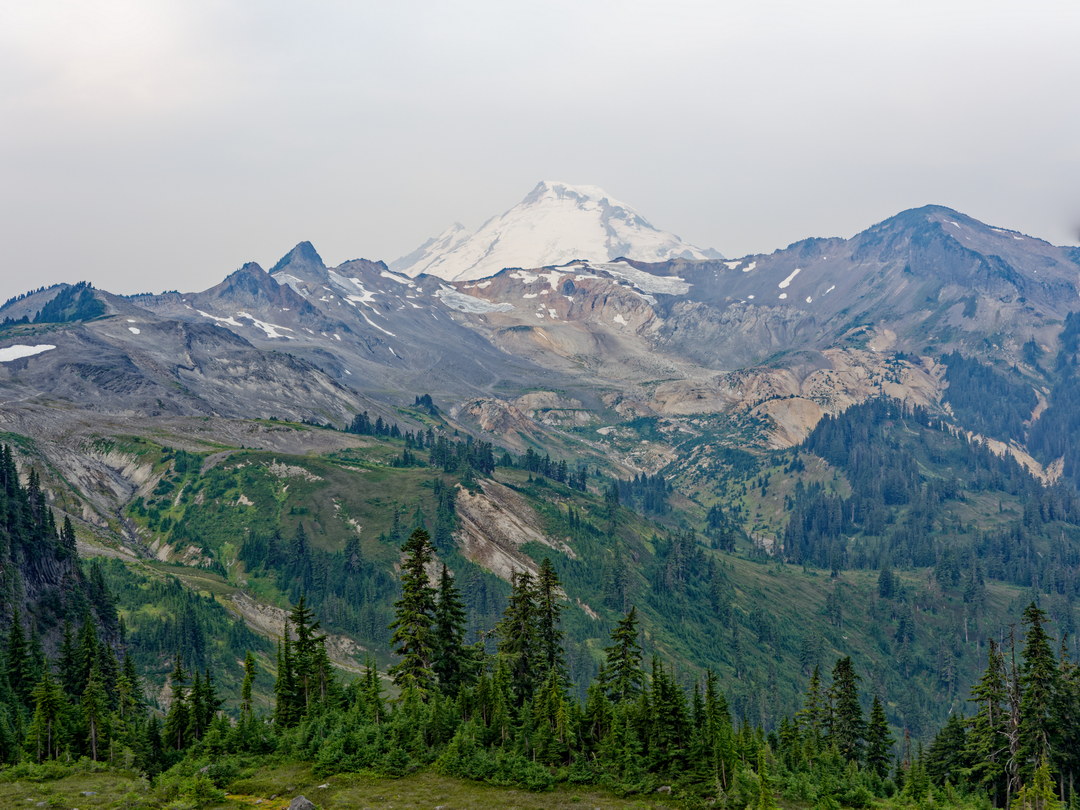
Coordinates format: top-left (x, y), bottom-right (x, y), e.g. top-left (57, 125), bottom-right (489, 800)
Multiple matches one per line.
top-left (0, 761), bottom-right (680, 809)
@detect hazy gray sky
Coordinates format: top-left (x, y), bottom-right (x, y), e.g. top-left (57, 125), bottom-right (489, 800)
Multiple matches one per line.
top-left (2, 0), bottom-right (1079, 302)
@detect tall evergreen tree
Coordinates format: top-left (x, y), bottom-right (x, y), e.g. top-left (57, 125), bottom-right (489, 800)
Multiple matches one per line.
top-left (6, 610), bottom-right (33, 707)
top-left (601, 607), bottom-right (645, 704)
top-left (827, 656), bottom-right (865, 763)
top-left (1018, 603), bottom-right (1059, 778)
top-left (968, 640), bottom-right (1011, 804)
top-left (26, 670), bottom-right (67, 762)
top-left (496, 569), bottom-right (539, 705)
top-left (865, 695), bottom-right (894, 778)
top-left (81, 663), bottom-right (110, 761)
top-left (432, 564), bottom-right (469, 695)
top-left (796, 665), bottom-right (828, 760)
top-left (388, 528), bottom-right (437, 697)
top-left (240, 651), bottom-right (257, 720)
top-left (535, 558), bottom-right (567, 682)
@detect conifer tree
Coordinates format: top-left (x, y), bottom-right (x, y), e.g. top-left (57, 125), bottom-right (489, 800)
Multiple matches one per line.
top-left (1018, 603), bottom-right (1059, 778)
top-left (26, 670), bottom-right (67, 761)
top-left (81, 662), bottom-right (110, 760)
top-left (6, 610), bottom-right (33, 707)
top-left (240, 651), bottom-right (257, 720)
top-left (968, 640), bottom-right (1011, 804)
top-left (865, 694), bottom-right (894, 778)
top-left (114, 654), bottom-right (142, 735)
top-left (827, 656), bottom-right (865, 763)
top-left (601, 607), bottom-right (645, 704)
top-left (796, 665), bottom-right (828, 761)
top-left (163, 656), bottom-right (190, 751)
top-left (536, 558), bottom-right (567, 682)
top-left (926, 713), bottom-right (969, 786)
top-left (57, 622), bottom-right (80, 698)
top-left (647, 656), bottom-right (690, 775)
top-left (1011, 757), bottom-right (1063, 810)
top-left (432, 564), bottom-right (469, 695)
top-left (273, 625), bottom-right (298, 725)
top-left (287, 595), bottom-right (333, 715)
top-left (388, 528), bottom-right (438, 697)
top-left (496, 568), bottom-right (539, 705)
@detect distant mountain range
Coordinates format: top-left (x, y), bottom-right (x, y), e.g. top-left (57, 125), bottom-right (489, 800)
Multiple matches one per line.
top-left (3, 188), bottom-right (1080, 474)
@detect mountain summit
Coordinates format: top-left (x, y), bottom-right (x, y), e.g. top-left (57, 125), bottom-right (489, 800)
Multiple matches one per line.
top-left (391, 180), bottom-right (723, 281)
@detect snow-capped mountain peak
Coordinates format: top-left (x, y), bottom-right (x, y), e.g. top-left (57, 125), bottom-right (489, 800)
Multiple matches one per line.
top-left (392, 181), bottom-right (723, 282)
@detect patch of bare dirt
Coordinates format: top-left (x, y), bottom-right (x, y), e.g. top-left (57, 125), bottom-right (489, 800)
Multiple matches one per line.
top-left (454, 480), bottom-right (573, 582)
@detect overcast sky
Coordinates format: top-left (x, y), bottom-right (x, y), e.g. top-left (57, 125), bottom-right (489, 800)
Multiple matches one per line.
top-left (2, 1), bottom-right (1078, 303)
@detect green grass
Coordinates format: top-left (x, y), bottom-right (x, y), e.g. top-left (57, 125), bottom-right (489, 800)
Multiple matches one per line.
top-left (227, 762), bottom-right (680, 810)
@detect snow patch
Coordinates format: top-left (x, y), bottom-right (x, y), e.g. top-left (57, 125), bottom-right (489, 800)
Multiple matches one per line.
top-left (825, 285), bottom-right (836, 294)
top-left (197, 310), bottom-right (242, 327)
top-left (613, 313), bottom-right (627, 325)
top-left (778, 268), bottom-right (801, 289)
top-left (0, 344), bottom-right (56, 362)
top-left (591, 261), bottom-right (690, 296)
top-left (379, 270), bottom-right (412, 285)
top-left (435, 288), bottom-right (514, 314)
top-left (274, 273), bottom-right (308, 293)
top-left (235, 312), bottom-right (295, 339)
top-left (741, 261), bottom-right (757, 273)
top-left (805, 297), bottom-right (813, 304)
top-left (128, 327), bottom-right (141, 334)
top-left (778, 293), bottom-right (788, 300)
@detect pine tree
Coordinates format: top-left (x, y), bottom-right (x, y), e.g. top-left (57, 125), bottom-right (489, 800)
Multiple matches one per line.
top-left (432, 564), bottom-right (469, 695)
top-left (240, 651), bottom-right (257, 720)
top-left (926, 713), bottom-right (969, 787)
top-left (287, 595), bottom-right (333, 715)
top-left (496, 568), bottom-right (539, 705)
top-left (701, 669), bottom-right (736, 790)
top-left (388, 528), bottom-right (437, 697)
top-left (57, 622), bottom-right (80, 698)
top-left (6, 610), bottom-right (33, 707)
top-left (1018, 603), bottom-right (1059, 778)
top-left (827, 656), bottom-right (865, 763)
top-left (865, 694), bottom-right (894, 778)
top-left (273, 627), bottom-right (298, 725)
top-left (114, 654), bottom-right (142, 736)
top-left (647, 656), bottom-right (691, 775)
top-left (796, 665), bottom-right (828, 761)
top-left (163, 656), bottom-right (190, 751)
top-left (601, 607), bottom-right (645, 704)
top-left (535, 558), bottom-right (567, 681)
top-left (1011, 757), bottom-right (1063, 810)
top-left (26, 670), bottom-right (67, 761)
top-left (81, 663), bottom-right (110, 760)
top-left (968, 640), bottom-right (1011, 804)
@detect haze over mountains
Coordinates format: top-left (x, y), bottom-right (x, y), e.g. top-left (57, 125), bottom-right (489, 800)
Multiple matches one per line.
top-left (6, 180), bottom-right (1080, 742)
top-left (3, 182), bottom-right (1079, 485)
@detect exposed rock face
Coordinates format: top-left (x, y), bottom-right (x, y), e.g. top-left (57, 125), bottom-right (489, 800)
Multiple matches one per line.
top-left (454, 480), bottom-right (574, 582)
